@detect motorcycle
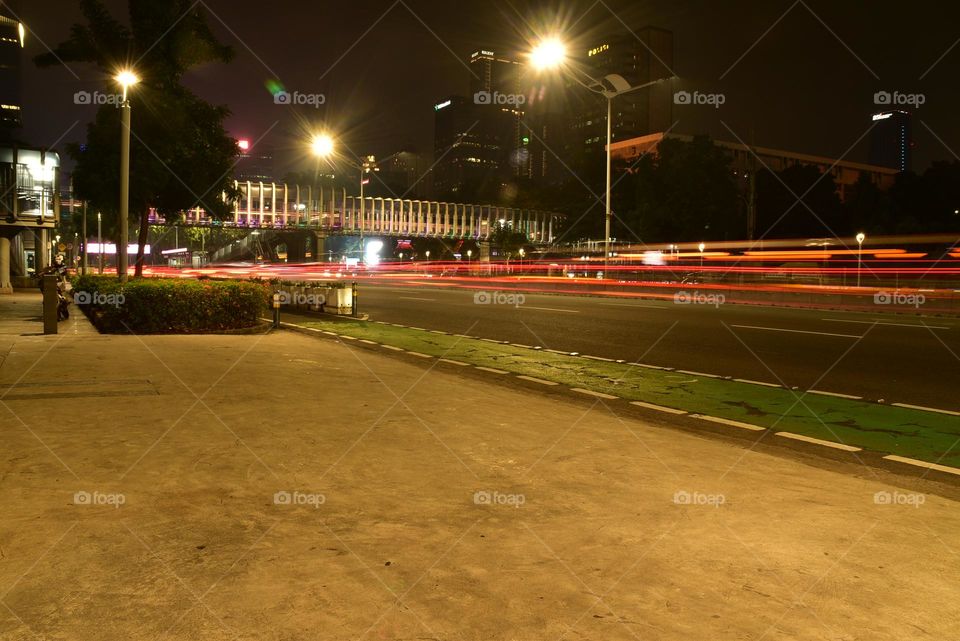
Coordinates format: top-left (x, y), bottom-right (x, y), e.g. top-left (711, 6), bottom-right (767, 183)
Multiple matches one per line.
top-left (36, 259), bottom-right (71, 321)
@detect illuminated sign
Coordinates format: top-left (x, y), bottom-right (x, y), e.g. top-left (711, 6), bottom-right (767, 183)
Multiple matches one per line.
top-left (587, 44), bottom-right (609, 57)
top-left (238, 139), bottom-right (250, 151)
top-left (872, 113), bottom-right (892, 121)
top-left (434, 100), bottom-right (451, 111)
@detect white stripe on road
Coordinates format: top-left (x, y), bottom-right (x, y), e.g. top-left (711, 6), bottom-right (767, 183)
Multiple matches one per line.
top-left (891, 402), bottom-right (960, 416)
top-left (730, 324), bottom-right (861, 338)
top-left (571, 388), bottom-right (618, 399)
top-left (582, 355), bottom-right (615, 362)
top-left (522, 306), bottom-right (581, 313)
top-left (406, 351), bottom-right (433, 359)
top-left (883, 455), bottom-right (960, 476)
top-left (517, 375), bottom-right (559, 386)
top-left (358, 339), bottom-right (378, 345)
top-left (775, 431), bottom-right (862, 452)
top-left (597, 302), bottom-right (667, 310)
top-left (476, 366), bottom-right (509, 374)
top-left (807, 389), bottom-right (862, 400)
top-left (734, 378), bottom-right (781, 388)
top-left (439, 358), bottom-right (470, 366)
top-left (630, 401), bottom-right (687, 415)
top-left (822, 318), bottom-right (950, 330)
top-left (381, 345), bottom-right (404, 351)
top-left (691, 414), bottom-right (765, 431)
top-left (677, 370), bottom-right (720, 378)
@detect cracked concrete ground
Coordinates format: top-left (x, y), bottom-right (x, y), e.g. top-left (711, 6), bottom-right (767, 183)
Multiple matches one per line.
top-left (0, 296), bottom-right (957, 640)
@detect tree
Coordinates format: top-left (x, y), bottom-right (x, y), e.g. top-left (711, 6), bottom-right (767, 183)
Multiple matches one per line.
top-left (626, 135), bottom-right (740, 243)
top-left (36, 0), bottom-right (239, 277)
top-left (756, 164), bottom-right (843, 239)
top-left (490, 221), bottom-right (529, 259)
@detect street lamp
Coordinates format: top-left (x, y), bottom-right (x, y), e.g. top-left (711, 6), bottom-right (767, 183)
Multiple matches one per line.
top-left (115, 69), bottom-right (139, 281)
top-left (698, 242), bottom-right (706, 271)
top-left (856, 232), bottom-right (865, 287)
top-left (519, 247), bottom-right (525, 270)
top-left (311, 134), bottom-right (379, 263)
top-left (529, 37), bottom-right (674, 271)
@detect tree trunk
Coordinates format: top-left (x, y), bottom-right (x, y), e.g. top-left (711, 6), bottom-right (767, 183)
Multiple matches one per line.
top-left (134, 210), bottom-right (149, 278)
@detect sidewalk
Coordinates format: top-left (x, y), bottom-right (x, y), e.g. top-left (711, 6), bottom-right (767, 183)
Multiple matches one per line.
top-left (0, 314), bottom-right (957, 640)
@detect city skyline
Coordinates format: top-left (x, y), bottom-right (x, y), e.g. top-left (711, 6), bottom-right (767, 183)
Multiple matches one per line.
top-left (14, 0), bottom-right (960, 178)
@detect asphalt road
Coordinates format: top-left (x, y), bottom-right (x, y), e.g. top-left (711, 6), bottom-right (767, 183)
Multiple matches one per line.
top-left (355, 280), bottom-right (960, 410)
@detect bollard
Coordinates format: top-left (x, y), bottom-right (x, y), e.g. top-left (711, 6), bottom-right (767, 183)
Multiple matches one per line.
top-left (42, 274), bottom-right (58, 335)
top-left (272, 293), bottom-right (281, 328)
top-left (352, 282), bottom-right (358, 318)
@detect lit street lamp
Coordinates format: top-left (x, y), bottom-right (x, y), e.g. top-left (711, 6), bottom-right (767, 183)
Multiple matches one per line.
top-left (311, 134), bottom-right (381, 263)
top-left (115, 69), bottom-right (139, 281)
top-left (698, 242), bottom-right (706, 271)
top-left (856, 232), bottom-right (865, 287)
top-left (530, 37), bottom-right (675, 270)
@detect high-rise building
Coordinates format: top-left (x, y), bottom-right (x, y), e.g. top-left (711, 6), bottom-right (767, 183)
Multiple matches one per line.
top-left (567, 27), bottom-right (674, 158)
top-left (0, 2), bottom-right (25, 138)
top-left (432, 49), bottom-right (525, 202)
top-left (869, 110), bottom-right (911, 173)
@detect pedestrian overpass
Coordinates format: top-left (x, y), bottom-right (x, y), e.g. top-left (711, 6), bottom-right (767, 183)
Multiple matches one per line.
top-left (160, 181), bottom-right (563, 244)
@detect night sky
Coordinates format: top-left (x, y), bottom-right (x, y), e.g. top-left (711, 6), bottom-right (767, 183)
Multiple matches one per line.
top-left (17, 0), bottom-right (960, 176)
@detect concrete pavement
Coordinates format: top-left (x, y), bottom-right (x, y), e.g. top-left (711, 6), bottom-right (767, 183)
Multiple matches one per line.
top-left (0, 297), bottom-right (958, 640)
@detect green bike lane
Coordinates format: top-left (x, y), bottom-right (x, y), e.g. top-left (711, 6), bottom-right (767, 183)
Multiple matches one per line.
top-left (290, 316), bottom-right (960, 470)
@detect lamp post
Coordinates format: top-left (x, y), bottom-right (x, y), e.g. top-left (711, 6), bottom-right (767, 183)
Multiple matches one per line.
top-left (856, 232), bottom-right (865, 288)
top-left (115, 70), bottom-right (138, 282)
top-left (530, 38), bottom-right (674, 272)
top-left (97, 212), bottom-right (103, 274)
top-left (311, 134), bottom-right (383, 264)
top-left (698, 242), bottom-right (706, 272)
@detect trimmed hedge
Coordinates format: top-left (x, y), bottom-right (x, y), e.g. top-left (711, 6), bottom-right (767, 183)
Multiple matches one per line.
top-left (73, 275), bottom-right (270, 334)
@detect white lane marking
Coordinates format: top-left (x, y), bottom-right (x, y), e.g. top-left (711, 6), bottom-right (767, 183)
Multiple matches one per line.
top-left (398, 297), bottom-right (436, 302)
top-left (430, 330), bottom-right (448, 334)
top-left (481, 338), bottom-right (507, 344)
top-left (892, 402), bottom-right (960, 416)
top-left (522, 306), bottom-right (581, 313)
top-left (439, 358), bottom-right (470, 367)
top-left (322, 331), bottom-right (338, 336)
top-left (406, 351), bottom-right (433, 359)
top-left (582, 355), bottom-right (615, 362)
top-left (358, 339), bottom-right (378, 345)
top-left (807, 389), bottom-right (862, 400)
top-left (517, 375), bottom-right (559, 386)
top-left (822, 318), bottom-right (950, 330)
top-left (571, 388), bottom-right (618, 399)
top-left (544, 349), bottom-right (572, 355)
top-left (338, 335), bottom-right (357, 340)
top-left (630, 363), bottom-right (674, 371)
top-left (409, 327), bottom-right (427, 331)
top-left (775, 432), bottom-right (862, 452)
top-left (381, 345), bottom-right (404, 351)
top-left (676, 369), bottom-right (720, 378)
top-left (730, 324), bottom-right (860, 339)
top-left (691, 414), bottom-right (765, 432)
top-left (734, 378), bottom-right (781, 388)
top-left (597, 302), bottom-right (667, 310)
top-left (510, 343), bottom-right (535, 349)
top-left (476, 366), bottom-right (509, 374)
top-left (630, 401), bottom-right (687, 415)
top-left (883, 455), bottom-right (960, 476)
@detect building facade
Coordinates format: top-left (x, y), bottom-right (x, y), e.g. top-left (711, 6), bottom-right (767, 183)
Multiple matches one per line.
top-left (610, 132), bottom-right (898, 202)
top-left (0, 2), bottom-right (25, 137)
top-left (869, 110), bottom-right (912, 173)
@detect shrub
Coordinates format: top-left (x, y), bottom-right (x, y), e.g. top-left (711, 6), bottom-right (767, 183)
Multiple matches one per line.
top-left (72, 275), bottom-right (270, 334)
